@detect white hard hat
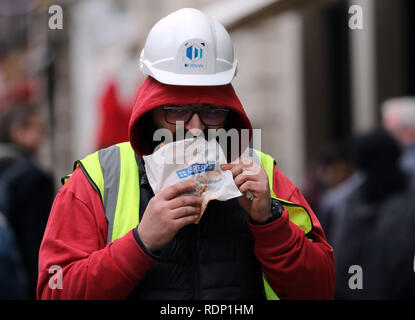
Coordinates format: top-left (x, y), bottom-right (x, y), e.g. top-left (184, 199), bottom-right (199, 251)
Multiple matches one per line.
top-left (139, 8), bottom-right (238, 86)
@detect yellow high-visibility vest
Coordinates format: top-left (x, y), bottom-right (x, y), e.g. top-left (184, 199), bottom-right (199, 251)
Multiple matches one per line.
top-left (63, 142), bottom-right (313, 300)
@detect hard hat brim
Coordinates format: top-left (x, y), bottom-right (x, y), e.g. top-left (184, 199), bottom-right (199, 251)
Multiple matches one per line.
top-left (142, 60), bottom-right (238, 86)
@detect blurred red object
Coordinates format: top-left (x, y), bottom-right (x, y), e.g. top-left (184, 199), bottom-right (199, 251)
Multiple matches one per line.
top-left (97, 81), bottom-right (133, 149)
top-left (0, 78), bottom-right (38, 111)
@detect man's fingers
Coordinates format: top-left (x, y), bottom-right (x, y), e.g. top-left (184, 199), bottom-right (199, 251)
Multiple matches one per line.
top-left (239, 180), bottom-right (257, 194)
top-left (240, 158), bottom-right (254, 167)
top-left (171, 206), bottom-right (201, 219)
top-left (175, 214), bottom-right (200, 229)
top-left (169, 195), bottom-right (202, 210)
top-left (222, 158), bottom-right (257, 177)
top-left (239, 180), bottom-right (268, 196)
top-left (222, 165), bottom-right (262, 181)
top-left (230, 165), bottom-right (244, 178)
top-left (234, 171), bottom-right (260, 187)
top-left (221, 163), bottom-right (235, 171)
top-left (162, 180), bottom-right (197, 200)
top-left (221, 163), bottom-right (243, 178)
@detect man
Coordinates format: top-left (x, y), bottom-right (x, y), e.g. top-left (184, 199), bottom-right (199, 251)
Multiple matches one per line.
top-left (37, 8), bottom-right (334, 300)
top-left (382, 96), bottom-right (415, 175)
top-left (0, 102), bottom-right (54, 299)
top-left (314, 140), bottom-right (363, 241)
top-left (330, 128), bottom-right (415, 299)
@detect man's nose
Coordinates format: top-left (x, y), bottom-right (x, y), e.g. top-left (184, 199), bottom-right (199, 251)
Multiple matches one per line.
top-left (185, 113), bottom-right (205, 136)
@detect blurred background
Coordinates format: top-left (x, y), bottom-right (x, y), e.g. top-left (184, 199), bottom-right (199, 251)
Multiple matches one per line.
top-left (1, 0), bottom-right (414, 187)
top-left (1, 0), bottom-right (415, 299)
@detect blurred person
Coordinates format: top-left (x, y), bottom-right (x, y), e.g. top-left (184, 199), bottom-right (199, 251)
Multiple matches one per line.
top-left (37, 8), bottom-right (334, 300)
top-left (302, 141), bottom-right (356, 213)
top-left (318, 142), bottom-right (355, 193)
top-left (330, 128), bottom-right (415, 299)
top-left (382, 96), bottom-right (415, 175)
top-left (0, 102), bottom-right (54, 299)
top-left (316, 140), bottom-right (363, 241)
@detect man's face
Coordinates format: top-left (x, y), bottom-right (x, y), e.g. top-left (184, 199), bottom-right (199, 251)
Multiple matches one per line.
top-left (382, 107), bottom-right (415, 146)
top-left (383, 108), bottom-right (402, 142)
top-left (152, 103), bottom-right (227, 138)
top-left (10, 111), bottom-right (45, 154)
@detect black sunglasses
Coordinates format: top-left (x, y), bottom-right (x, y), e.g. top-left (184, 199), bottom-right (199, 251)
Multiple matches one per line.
top-left (162, 105), bottom-right (230, 126)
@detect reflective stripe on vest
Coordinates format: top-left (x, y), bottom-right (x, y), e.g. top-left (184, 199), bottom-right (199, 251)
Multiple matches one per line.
top-left (69, 143), bottom-right (140, 243)
top-left (63, 142), bottom-right (313, 300)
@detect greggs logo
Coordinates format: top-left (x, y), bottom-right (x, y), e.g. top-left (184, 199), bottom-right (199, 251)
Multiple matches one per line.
top-left (176, 161), bottom-right (215, 178)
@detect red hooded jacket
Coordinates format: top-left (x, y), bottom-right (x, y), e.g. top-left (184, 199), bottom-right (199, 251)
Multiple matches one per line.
top-left (37, 77), bottom-right (335, 299)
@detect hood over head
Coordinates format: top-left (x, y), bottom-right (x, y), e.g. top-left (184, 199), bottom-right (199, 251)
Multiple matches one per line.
top-left (128, 76), bottom-right (252, 159)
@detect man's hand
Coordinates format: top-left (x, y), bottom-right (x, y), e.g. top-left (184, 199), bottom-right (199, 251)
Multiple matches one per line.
top-left (137, 180), bottom-right (202, 252)
top-left (221, 158), bottom-right (272, 223)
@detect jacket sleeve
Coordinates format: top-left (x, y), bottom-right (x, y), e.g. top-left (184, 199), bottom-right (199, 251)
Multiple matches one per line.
top-left (247, 164), bottom-right (335, 300)
top-left (37, 167), bottom-right (157, 300)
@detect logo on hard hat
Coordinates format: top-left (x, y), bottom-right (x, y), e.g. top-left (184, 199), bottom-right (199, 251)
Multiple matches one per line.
top-left (180, 40), bottom-right (208, 72)
top-left (186, 45), bottom-right (203, 61)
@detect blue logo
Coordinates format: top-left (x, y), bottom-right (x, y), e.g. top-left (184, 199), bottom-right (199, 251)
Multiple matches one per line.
top-left (176, 161), bottom-right (215, 179)
top-left (186, 45), bottom-right (203, 61)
